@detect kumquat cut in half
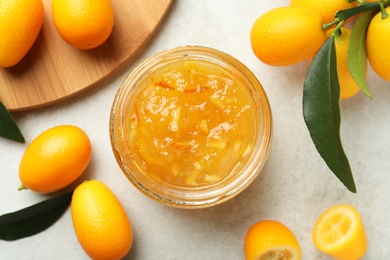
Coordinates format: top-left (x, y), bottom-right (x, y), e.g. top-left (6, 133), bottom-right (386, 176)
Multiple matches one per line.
top-left (313, 204), bottom-right (368, 259)
top-left (244, 220), bottom-right (301, 260)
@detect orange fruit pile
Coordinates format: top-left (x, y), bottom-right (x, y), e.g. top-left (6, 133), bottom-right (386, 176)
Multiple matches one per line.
top-left (250, 0), bottom-right (390, 99)
top-left (0, 0), bottom-right (115, 67)
top-left (18, 125), bottom-right (133, 259)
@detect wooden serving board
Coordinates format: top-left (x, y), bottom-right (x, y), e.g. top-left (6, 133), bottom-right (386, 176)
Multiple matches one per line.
top-left (0, 0), bottom-right (174, 111)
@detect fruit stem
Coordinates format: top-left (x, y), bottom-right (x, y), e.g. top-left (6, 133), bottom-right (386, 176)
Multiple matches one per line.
top-left (18, 184), bottom-right (27, 191)
top-left (323, 18), bottom-right (340, 30)
top-left (334, 20), bottom-right (345, 36)
top-left (327, 20), bottom-right (345, 36)
top-left (323, 2), bottom-right (381, 30)
top-left (380, 2), bottom-right (389, 18)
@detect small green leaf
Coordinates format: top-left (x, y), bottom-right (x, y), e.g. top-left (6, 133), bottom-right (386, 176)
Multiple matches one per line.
top-left (303, 36), bottom-right (356, 193)
top-left (0, 191), bottom-right (73, 241)
top-left (348, 8), bottom-right (379, 98)
top-left (0, 101), bottom-right (25, 143)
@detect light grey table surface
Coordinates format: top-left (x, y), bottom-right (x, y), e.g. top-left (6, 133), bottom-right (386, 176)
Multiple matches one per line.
top-left (1, 0), bottom-right (389, 259)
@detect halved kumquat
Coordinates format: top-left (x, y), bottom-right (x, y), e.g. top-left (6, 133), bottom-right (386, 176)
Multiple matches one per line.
top-left (244, 220), bottom-right (301, 260)
top-left (313, 204), bottom-right (368, 260)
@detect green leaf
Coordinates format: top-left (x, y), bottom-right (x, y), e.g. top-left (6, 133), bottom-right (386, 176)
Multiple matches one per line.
top-left (0, 101), bottom-right (25, 143)
top-left (336, 2), bottom-right (380, 21)
top-left (348, 8), bottom-right (379, 98)
top-left (303, 36), bottom-right (356, 193)
top-left (0, 191), bottom-right (73, 241)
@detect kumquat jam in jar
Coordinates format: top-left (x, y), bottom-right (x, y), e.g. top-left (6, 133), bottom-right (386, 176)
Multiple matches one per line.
top-left (110, 46), bottom-right (272, 208)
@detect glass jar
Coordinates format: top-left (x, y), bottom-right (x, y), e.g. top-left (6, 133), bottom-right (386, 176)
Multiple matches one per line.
top-left (110, 46), bottom-right (272, 209)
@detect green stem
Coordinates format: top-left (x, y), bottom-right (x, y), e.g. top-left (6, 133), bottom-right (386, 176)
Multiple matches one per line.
top-left (333, 20), bottom-right (345, 35)
top-left (18, 184), bottom-right (27, 191)
top-left (323, 19), bottom-right (340, 30)
top-left (380, 2), bottom-right (389, 18)
top-left (324, 2), bottom-right (382, 31)
top-left (326, 20), bottom-right (345, 37)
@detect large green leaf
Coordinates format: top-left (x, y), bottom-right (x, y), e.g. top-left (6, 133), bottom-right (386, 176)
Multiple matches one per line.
top-left (348, 8), bottom-right (379, 98)
top-left (0, 191), bottom-right (73, 241)
top-left (0, 101), bottom-right (24, 143)
top-left (303, 36), bottom-right (356, 193)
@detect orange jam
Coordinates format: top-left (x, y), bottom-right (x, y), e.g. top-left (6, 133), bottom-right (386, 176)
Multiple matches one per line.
top-left (124, 60), bottom-right (256, 187)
